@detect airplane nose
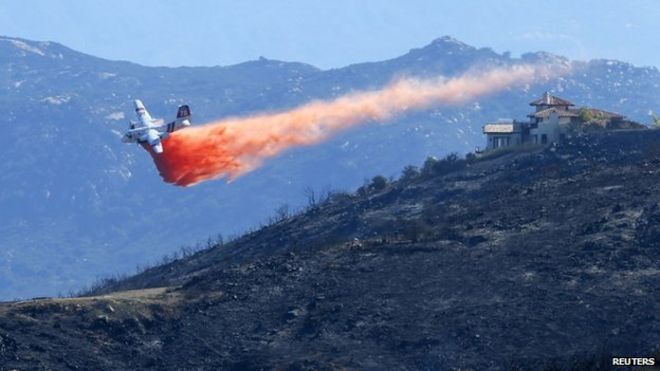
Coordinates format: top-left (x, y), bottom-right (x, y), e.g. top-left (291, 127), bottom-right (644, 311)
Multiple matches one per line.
top-left (134, 99), bottom-right (145, 109)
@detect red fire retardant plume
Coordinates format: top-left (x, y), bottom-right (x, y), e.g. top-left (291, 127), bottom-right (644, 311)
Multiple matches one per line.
top-left (146, 64), bottom-right (566, 186)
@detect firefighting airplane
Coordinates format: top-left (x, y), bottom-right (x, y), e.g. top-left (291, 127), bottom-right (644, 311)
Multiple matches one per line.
top-left (121, 100), bottom-right (191, 153)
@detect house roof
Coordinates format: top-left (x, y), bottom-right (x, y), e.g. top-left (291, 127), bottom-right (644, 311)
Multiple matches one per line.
top-left (575, 108), bottom-right (624, 119)
top-left (528, 107), bottom-right (579, 119)
top-left (483, 123), bottom-right (516, 134)
top-left (529, 91), bottom-right (574, 107)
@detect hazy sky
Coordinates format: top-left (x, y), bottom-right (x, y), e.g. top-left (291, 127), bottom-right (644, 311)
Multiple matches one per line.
top-left (0, 0), bottom-right (657, 69)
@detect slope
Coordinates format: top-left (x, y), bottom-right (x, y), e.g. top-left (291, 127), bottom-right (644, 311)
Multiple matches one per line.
top-left (1, 35), bottom-right (659, 300)
top-left (0, 129), bottom-right (658, 369)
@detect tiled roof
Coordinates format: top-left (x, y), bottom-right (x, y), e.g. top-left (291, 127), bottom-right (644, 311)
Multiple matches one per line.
top-left (528, 108), bottom-right (579, 118)
top-left (483, 123), bottom-right (515, 133)
top-left (574, 108), bottom-right (624, 119)
top-left (529, 91), bottom-right (574, 107)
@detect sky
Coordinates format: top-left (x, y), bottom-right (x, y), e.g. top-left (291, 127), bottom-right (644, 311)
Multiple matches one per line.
top-left (0, 0), bottom-right (658, 69)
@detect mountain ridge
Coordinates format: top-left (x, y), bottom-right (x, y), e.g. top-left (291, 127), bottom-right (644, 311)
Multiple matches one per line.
top-left (1, 34), bottom-right (659, 300)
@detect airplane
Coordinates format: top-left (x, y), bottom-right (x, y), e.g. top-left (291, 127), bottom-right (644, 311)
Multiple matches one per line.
top-left (121, 99), bottom-right (191, 154)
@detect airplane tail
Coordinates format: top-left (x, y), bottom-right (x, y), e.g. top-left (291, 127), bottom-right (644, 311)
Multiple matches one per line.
top-left (177, 105), bottom-right (191, 120)
top-left (169, 104), bottom-right (192, 131)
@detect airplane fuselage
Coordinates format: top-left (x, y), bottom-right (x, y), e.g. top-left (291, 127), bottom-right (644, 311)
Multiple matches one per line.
top-left (122, 100), bottom-right (191, 154)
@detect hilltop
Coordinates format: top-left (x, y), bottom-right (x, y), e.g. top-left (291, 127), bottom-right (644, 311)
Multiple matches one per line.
top-left (1, 129), bottom-right (658, 370)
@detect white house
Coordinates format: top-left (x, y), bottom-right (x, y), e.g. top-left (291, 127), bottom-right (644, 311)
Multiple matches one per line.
top-left (527, 92), bottom-right (577, 144)
top-left (483, 120), bottom-right (524, 149)
top-left (482, 92), bottom-right (624, 150)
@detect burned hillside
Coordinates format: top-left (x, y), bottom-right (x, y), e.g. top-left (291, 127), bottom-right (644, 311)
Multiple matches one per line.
top-left (1, 130), bottom-right (659, 370)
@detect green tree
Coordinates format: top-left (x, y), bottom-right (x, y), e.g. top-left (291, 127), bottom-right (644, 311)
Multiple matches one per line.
top-left (370, 175), bottom-right (388, 191)
top-left (579, 108), bottom-right (594, 123)
top-left (651, 112), bottom-right (660, 128)
top-left (422, 156), bottom-right (438, 175)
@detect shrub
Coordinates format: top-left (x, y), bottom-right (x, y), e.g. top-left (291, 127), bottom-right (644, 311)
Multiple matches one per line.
top-left (421, 152), bottom-right (466, 177)
top-left (401, 165), bottom-right (420, 181)
top-left (421, 156), bottom-right (438, 175)
top-left (327, 190), bottom-right (352, 204)
top-left (652, 112), bottom-right (660, 128)
top-left (578, 108), bottom-right (594, 123)
top-left (274, 204), bottom-right (290, 222)
top-left (369, 175), bottom-right (388, 191)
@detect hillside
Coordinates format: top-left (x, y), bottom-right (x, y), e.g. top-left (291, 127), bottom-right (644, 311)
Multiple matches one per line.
top-left (1, 130), bottom-right (658, 370)
top-left (1, 35), bottom-right (659, 300)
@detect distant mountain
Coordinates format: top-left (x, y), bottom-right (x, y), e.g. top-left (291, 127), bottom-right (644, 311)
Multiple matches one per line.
top-left (1, 35), bottom-right (659, 299)
top-left (1, 130), bottom-right (658, 369)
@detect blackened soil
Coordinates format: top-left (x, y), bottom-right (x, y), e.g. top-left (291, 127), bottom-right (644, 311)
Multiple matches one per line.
top-left (1, 130), bottom-right (659, 370)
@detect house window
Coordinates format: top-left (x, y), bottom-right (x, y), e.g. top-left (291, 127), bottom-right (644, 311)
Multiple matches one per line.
top-left (541, 134), bottom-right (548, 144)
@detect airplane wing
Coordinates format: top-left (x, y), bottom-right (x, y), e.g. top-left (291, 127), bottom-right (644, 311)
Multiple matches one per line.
top-left (126, 127), bottom-right (148, 134)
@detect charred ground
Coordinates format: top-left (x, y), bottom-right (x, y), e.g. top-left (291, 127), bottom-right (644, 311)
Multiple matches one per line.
top-left (1, 130), bottom-right (659, 370)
